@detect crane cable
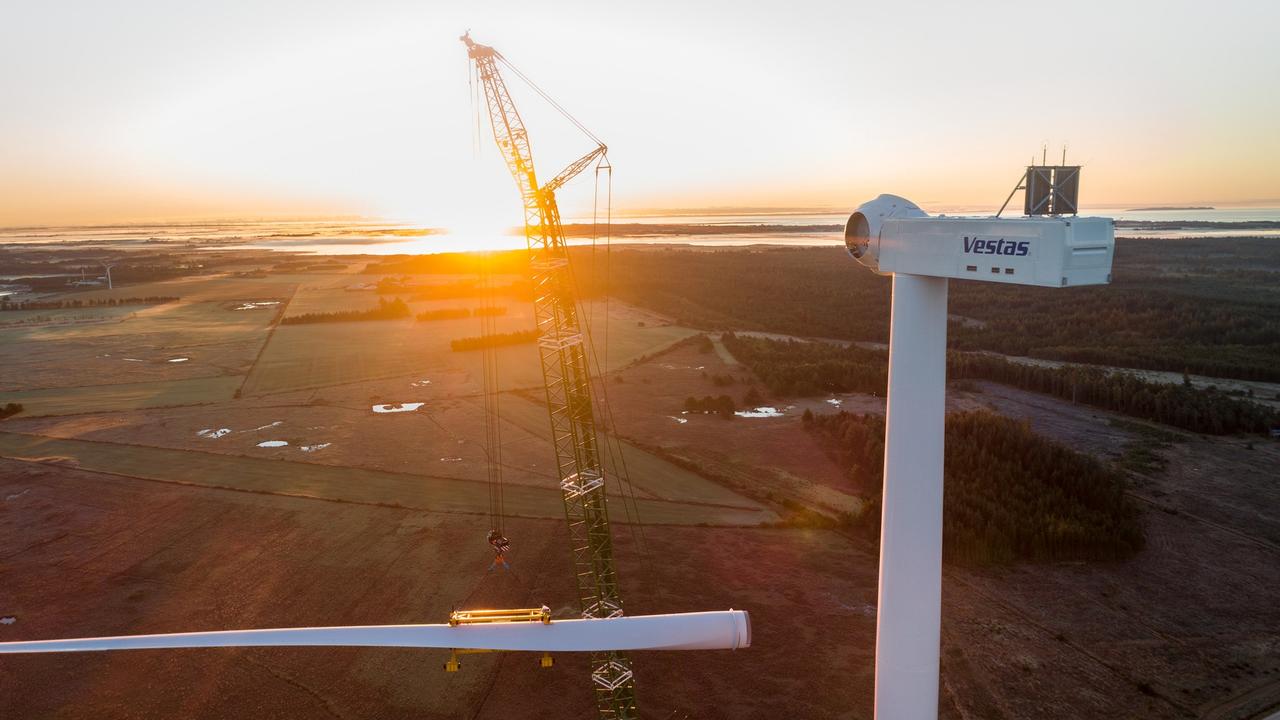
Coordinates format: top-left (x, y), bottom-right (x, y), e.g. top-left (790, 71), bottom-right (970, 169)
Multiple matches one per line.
top-left (497, 54), bottom-right (642, 556)
top-left (471, 59), bottom-right (505, 538)
top-left (497, 55), bottom-right (603, 147)
top-left (575, 160), bottom-right (656, 572)
top-left (480, 251), bottom-right (505, 536)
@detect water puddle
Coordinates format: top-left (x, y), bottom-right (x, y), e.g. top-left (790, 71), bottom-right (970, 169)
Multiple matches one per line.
top-left (300, 443), bottom-right (331, 452)
top-left (196, 428), bottom-right (231, 439)
top-left (667, 416), bottom-right (689, 424)
top-left (168, 357), bottom-right (189, 363)
top-left (257, 440), bottom-right (288, 448)
top-left (244, 421), bottom-right (283, 432)
top-left (372, 402), bottom-right (424, 414)
top-left (233, 301), bottom-right (280, 311)
top-left (734, 406), bottom-right (785, 418)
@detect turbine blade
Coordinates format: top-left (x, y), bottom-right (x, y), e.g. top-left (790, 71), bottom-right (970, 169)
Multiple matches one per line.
top-left (0, 610), bottom-right (750, 654)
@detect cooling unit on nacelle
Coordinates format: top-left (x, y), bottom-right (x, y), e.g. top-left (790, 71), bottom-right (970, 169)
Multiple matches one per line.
top-left (844, 194), bottom-right (1114, 287)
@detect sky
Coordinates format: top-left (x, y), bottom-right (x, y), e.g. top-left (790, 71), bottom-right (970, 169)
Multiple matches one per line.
top-left (2, 0), bottom-right (1278, 228)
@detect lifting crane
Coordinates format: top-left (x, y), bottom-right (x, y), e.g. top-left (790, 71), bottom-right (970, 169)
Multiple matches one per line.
top-left (461, 32), bottom-right (638, 719)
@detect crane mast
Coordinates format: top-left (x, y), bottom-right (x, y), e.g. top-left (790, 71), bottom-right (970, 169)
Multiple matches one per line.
top-left (461, 33), bottom-right (637, 719)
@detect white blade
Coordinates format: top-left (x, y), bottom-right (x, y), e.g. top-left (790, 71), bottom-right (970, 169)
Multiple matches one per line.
top-left (0, 610), bottom-right (750, 654)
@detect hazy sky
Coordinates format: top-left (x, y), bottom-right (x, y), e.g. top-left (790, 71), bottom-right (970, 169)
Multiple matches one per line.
top-left (2, 0), bottom-right (1277, 227)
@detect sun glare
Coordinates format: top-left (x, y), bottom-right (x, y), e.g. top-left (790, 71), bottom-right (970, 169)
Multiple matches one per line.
top-left (440, 214), bottom-right (524, 254)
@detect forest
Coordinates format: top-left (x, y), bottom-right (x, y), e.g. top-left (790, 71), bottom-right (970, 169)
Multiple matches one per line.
top-left (574, 237), bottom-right (1280, 382)
top-left (281, 298), bottom-right (411, 325)
top-left (722, 333), bottom-right (888, 396)
top-left (723, 333), bottom-right (1279, 435)
top-left (806, 409), bottom-right (1145, 564)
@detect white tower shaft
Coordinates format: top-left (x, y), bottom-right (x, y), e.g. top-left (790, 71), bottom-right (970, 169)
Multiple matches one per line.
top-left (874, 272), bottom-right (948, 720)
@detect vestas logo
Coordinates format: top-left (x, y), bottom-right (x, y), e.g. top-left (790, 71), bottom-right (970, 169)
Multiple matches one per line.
top-left (963, 236), bottom-right (1029, 257)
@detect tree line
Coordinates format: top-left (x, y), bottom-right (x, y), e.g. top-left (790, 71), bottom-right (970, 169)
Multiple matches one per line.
top-left (806, 409), bottom-right (1145, 564)
top-left (724, 333), bottom-right (1279, 435)
top-left (281, 298), bottom-right (411, 325)
top-left (415, 308), bottom-right (470, 321)
top-left (683, 395), bottom-right (737, 418)
top-left (0, 296), bottom-right (177, 311)
top-left (450, 329), bottom-right (538, 351)
top-left (415, 306), bottom-right (509, 322)
top-left (947, 353), bottom-right (1278, 435)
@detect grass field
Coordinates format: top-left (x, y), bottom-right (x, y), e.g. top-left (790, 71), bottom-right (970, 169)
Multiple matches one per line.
top-left (0, 432), bottom-right (775, 526)
top-left (280, 273), bottom-right (523, 316)
top-left (0, 298), bottom-right (280, 416)
top-left (0, 300), bottom-right (280, 383)
top-left (241, 299), bottom-right (696, 396)
top-left (65, 274), bottom-right (301, 304)
top-left (0, 376), bottom-right (243, 416)
top-left (492, 393), bottom-right (760, 508)
top-left (0, 304), bottom-right (140, 326)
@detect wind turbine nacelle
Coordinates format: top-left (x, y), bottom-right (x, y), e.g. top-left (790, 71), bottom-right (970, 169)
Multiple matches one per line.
top-left (844, 194), bottom-right (1114, 287)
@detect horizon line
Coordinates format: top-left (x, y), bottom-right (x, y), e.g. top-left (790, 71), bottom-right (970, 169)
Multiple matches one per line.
top-left (4, 200), bottom-right (1280, 232)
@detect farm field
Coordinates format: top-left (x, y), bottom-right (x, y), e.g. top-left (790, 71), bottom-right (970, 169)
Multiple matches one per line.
top-left (0, 432), bottom-right (773, 526)
top-left (240, 296), bottom-right (694, 397)
top-left (486, 392), bottom-right (760, 508)
top-left (0, 376), bottom-right (243, 417)
top-left (67, 274), bottom-right (304, 304)
top-left (1, 271), bottom-right (697, 417)
top-left (2, 381), bottom-right (773, 517)
top-left (0, 301), bottom-right (278, 392)
top-left (0, 303), bottom-right (140, 327)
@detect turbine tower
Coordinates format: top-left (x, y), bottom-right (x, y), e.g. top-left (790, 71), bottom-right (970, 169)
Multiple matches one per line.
top-left (843, 177), bottom-right (1113, 719)
top-left (101, 262), bottom-right (115, 290)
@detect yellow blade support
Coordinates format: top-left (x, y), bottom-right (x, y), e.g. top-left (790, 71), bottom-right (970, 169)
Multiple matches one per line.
top-left (448, 607), bottom-right (552, 627)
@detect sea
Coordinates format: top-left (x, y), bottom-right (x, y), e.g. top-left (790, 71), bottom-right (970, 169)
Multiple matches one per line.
top-left (2, 207), bottom-right (1278, 256)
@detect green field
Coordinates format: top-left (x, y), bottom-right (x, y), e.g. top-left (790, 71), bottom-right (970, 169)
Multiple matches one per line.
top-left (0, 376), bottom-right (242, 416)
top-left (65, 274), bottom-right (301, 304)
top-left (0, 298), bottom-right (283, 415)
top-left (241, 299), bottom-right (697, 396)
top-left (0, 304), bottom-right (140, 326)
top-left (493, 393), bottom-right (759, 508)
top-left (1, 273), bottom-right (697, 420)
top-left (279, 273), bottom-right (518, 316)
top-left (0, 432), bottom-right (775, 526)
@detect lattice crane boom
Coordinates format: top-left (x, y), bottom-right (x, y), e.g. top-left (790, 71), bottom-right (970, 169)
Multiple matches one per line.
top-left (461, 32), bottom-right (637, 719)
